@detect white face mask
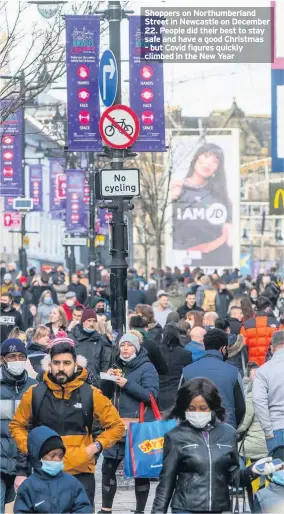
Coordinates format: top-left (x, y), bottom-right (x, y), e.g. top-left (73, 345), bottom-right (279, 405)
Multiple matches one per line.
top-left (66, 300), bottom-right (75, 307)
top-left (120, 353), bottom-right (136, 363)
top-left (6, 361), bottom-right (27, 376)
top-left (185, 411), bottom-right (212, 428)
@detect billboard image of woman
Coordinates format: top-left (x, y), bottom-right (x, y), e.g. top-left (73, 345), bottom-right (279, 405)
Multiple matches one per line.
top-left (167, 133), bottom-right (240, 268)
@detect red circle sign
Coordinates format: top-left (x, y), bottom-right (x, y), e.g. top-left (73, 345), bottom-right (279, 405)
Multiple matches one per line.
top-left (99, 104), bottom-right (140, 149)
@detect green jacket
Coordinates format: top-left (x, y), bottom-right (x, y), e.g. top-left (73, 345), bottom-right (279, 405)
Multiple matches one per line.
top-left (237, 379), bottom-right (267, 460)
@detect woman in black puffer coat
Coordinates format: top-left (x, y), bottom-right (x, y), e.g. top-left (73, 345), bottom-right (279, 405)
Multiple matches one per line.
top-left (99, 331), bottom-right (159, 514)
top-left (152, 378), bottom-right (281, 513)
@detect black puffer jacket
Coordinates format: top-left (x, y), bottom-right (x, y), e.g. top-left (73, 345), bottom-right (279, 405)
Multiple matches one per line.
top-left (152, 419), bottom-right (253, 513)
top-left (70, 324), bottom-right (110, 379)
top-left (0, 366), bottom-right (37, 476)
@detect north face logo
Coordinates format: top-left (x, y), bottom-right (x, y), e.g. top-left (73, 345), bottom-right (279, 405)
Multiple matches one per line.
top-left (9, 345), bottom-right (17, 352)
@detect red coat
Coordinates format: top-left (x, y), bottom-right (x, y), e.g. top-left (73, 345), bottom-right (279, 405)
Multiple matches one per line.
top-left (61, 300), bottom-right (81, 322)
top-left (240, 314), bottom-right (280, 366)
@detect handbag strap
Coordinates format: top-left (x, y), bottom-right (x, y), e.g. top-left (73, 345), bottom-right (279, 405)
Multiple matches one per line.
top-left (139, 393), bottom-right (162, 423)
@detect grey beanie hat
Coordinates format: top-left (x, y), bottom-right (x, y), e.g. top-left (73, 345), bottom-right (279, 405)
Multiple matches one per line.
top-left (119, 332), bottom-right (141, 353)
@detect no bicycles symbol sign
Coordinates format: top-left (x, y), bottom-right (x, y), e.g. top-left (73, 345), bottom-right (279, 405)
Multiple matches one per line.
top-left (99, 104), bottom-right (140, 149)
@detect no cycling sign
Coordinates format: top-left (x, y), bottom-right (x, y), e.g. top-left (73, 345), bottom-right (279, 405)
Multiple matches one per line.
top-left (99, 104), bottom-right (140, 149)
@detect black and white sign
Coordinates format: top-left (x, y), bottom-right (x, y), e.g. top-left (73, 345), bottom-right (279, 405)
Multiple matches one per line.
top-left (62, 236), bottom-right (87, 246)
top-left (100, 168), bottom-right (140, 198)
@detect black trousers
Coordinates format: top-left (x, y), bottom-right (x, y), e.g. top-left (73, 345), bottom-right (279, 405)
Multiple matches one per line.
top-left (102, 457), bottom-right (150, 512)
top-left (75, 472), bottom-right (95, 512)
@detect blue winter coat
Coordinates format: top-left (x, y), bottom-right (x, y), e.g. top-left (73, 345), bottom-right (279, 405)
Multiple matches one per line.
top-left (184, 340), bottom-right (205, 362)
top-left (103, 347), bottom-right (159, 459)
top-left (182, 350), bottom-right (245, 428)
top-left (14, 426), bottom-right (92, 513)
top-left (0, 366), bottom-right (36, 477)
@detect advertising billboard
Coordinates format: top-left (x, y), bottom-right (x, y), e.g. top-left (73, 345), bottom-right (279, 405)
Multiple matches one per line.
top-left (165, 131), bottom-right (240, 269)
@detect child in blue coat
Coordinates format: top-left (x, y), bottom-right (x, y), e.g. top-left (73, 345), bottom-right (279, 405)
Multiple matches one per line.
top-left (14, 426), bottom-right (91, 513)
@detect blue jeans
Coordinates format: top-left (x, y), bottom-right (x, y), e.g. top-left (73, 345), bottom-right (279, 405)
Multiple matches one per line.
top-left (266, 429), bottom-right (284, 454)
top-left (0, 475), bottom-right (15, 514)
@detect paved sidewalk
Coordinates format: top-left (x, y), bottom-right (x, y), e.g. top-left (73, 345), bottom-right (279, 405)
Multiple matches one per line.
top-left (95, 458), bottom-right (157, 513)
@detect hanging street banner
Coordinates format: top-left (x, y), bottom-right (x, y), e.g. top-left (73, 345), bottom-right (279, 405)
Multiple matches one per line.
top-left (4, 196), bottom-right (16, 211)
top-left (29, 164), bottom-right (43, 211)
top-left (269, 181), bottom-right (284, 215)
top-left (96, 208), bottom-right (109, 235)
top-left (66, 170), bottom-right (87, 233)
top-left (99, 104), bottom-right (139, 149)
top-left (271, 1), bottom-right (284, 173)
top-left (65, 15), bottom-right (102, 152)
top-left (49, 158), bottom-right (66, 220)
top-left (83, 177), bottom-right (89, 227)
top-left (129, 16), bottom-right (166, 152)
top-left (3, 211), bottom-right (21, 228)
top-left (0, 101), bottom-right (23, 195)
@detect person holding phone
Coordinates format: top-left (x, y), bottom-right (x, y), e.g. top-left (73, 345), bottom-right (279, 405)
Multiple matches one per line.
top-left (152, 378), bottom-right (282, 513)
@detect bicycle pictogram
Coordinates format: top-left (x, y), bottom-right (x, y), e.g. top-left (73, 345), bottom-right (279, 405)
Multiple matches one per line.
top-left (104, 118), bottom-right (134, 137)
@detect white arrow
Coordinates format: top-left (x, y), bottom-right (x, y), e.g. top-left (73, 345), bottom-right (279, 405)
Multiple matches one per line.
top-left (103, 58), bottom-right (115, 101)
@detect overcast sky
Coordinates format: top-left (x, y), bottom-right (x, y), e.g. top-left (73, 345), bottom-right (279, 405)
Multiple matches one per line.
top-left (7, 0), bottom-right (275, 116)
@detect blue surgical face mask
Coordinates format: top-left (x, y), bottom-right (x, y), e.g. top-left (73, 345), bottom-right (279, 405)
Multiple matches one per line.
top-left (272, 470), bottom-right (284, 486)
top-left (83, 327), bottom-right (95, 334)
top-left (44, 297), bottom-right (53, 305)
top-left (41, 459), bottom-right (64, 476)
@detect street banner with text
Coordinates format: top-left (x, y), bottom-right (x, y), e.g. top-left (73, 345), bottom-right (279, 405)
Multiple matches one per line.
top-left (129, 16), bottom-right (166, 152)
top-left (0, 100), bottom-right (23, 196)
top-left (66, 169), bottom-right (87, 233)
top-left (29, 164), bottom-right (43, 211)
top-left (65, 15), bottom-right (102, 151)
top-left (4, 196), bottom-right (16, 211)
top-left (49, 158), bottom-right (66, 220)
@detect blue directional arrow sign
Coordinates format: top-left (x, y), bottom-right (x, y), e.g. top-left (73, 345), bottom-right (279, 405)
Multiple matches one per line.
top-left (99, 50), bottom-right (118, 108)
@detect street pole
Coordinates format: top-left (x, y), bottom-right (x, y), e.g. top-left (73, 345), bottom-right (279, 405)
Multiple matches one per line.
top-left (107, 1), bottom-right (128, 337)
top-left (88, 157), bottom-right (97, 306)
top-left (19, 70), bottom-right (27, 275)
top-left (69, 236), bottom-right (76, 283)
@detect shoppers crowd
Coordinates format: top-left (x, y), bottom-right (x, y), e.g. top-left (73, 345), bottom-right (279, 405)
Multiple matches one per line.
top-left (0, 261), bottom-right (284, 513)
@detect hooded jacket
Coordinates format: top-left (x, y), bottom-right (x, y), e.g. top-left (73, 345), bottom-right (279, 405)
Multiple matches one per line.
top-left (14, 426), bottom-right (91, 514)
top-left (9, 368), bottom-right (125, 475)
top-left (27, 342), bottom-right (49, 374)
top-left (37, 302), bottom-right (58, 326)
top-left (237, 379), bottom-right (267, 461)
top-left (0, 366), bottom-right (37, 477)
top-left (183, 350), bottom-right (245, 428)
top-left (69, 324), bottom-right (110, 379)
top-left (159, 341), bottom-right (192, 412)
top-left (131, 327), bottom-right (168, 375)
top-left (147, 323), bottom-right (163, 345)
top-left (227, 334), bottom-right (248, 377)
top-left (103, 347), bottom-right (159, 460)
top-left (240, 312), bottom-right (280, 366)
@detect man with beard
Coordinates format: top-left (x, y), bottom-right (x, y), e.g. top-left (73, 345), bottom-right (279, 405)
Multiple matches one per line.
top-left (10, 339), bottom-right (125, 509)
top-left (69, 309), bottom-right (110, 380)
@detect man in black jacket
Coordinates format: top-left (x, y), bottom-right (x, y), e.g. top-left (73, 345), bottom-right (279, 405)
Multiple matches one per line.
top-left (68, 273), bottom-right (87, 305)
top-left (228, 306), bottom-right (244, 335)
top-left (0, 338), bottom-right (37, 512)
top-left (177, 291), bottom-right (203, 319)
top-left (0, 292), bottom-right (24, 343)
top-left (69, 308), bottom-right (110, 380)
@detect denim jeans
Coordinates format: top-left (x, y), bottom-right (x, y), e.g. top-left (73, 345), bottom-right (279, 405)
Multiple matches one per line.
top-left (0, 475), bottom-right (15, 514)
top-left (266, 428), bottom-right (284, 454)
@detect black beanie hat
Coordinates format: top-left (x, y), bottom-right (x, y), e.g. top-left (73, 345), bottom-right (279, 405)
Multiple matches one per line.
top-left (39, 436), bottom-right (66, 460)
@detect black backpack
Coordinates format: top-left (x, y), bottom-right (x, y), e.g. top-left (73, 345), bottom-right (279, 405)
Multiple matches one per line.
top-left (31, 382), bottom-right (94, 434)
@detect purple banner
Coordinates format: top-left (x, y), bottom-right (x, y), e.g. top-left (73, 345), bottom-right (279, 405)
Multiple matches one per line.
top-left (65, 15), bottom-right (102, 152)
top-left (84, 177), bottom-right (89, 228)
top-left (0, 100), bottom-right (23, 195)
top-left (96, 209), bottom-right (109, 235)
top-left (4, 196), bottom-right (16, 211)
top-left (49, 158), bottom-right (66, 220)
top-left (66, 170), bottom-right (87, 233)
top-left (129, 16), bottom-right (166, 152)
top-left (29, 164), bottom-right (43, 212)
